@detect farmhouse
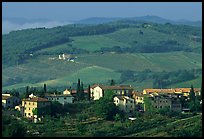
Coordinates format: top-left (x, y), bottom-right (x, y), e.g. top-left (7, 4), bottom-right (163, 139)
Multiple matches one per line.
top-left (143, 88), bottom-right (201, 97)
top-left (133, 92), bottom-right (182, 112)
top-left (113, 95), bottom-right (136, 115)
top-left (2, 94), bottom-right (20, 108)
top-left (45, 93), bottom-right (74, 104)
top-left (90, 84), bottom-right (134, 100)
top-left (15, 97), bottom-right (51, 118)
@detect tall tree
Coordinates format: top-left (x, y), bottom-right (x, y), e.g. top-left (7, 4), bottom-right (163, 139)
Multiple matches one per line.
top-left (110, 79), bottom-right (115, 86)
top-left (79, 82), bottom-right (84, 100)
top-left (76, 79), bottom-right (81, 101)
top-left (23, 86), bottom-right (30, 98)
top-left (26, 86), bottom-right (29, 94)
top-left (189, 85), bottom-right (195, 103)
top-left (87, 85), bottom-right (91, 101)
top-left (44, 83), bottom-right (47, 94)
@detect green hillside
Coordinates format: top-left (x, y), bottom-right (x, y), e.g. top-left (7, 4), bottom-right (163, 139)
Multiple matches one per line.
top-left (125, 114), bottom-right (202, 137)
top-left (2, 21), bottom-right (202, 91)
top-left (2, 51), bottom-right (202, 91)
top-left (166, 76), bottom-right (202, 88)
top-left (77, 52), bottom-right (202, 72)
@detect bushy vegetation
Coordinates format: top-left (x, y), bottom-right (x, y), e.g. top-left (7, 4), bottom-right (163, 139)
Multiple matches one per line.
top-left (119, 69), bottom-right (202, 89)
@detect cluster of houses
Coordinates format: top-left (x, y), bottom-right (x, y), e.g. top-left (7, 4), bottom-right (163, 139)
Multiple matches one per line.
top-left (2, 84), bottom-right (201, 122)
top-left (58, 54), bottom-right (76, 62)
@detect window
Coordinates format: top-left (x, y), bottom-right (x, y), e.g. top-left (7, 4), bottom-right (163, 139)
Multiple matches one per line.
top-left (33, 102), bottom-right (35, 105)
top-left (29, 108), bottom-right (30, 110)
top-left (25, 113), bottom-right (27, 116)
top-left (140, 98), bottom-right (143, 100)
top-left (154, 100), bottom-right (156, 103)
top-left (166, 100), bottom-right (167, 103)
top-left (155, 106), bottom-right (157, 108)
top-left (29, 102), bottom-right (30, 105)
top-left (64, 97), bottom-right (67, 100)
top-left (28, 113), bottom-right (30, 116)
top-left (160, 101), bottom-right (162, 103)
top-left (52, 98), bottom-right (53, 100)
top-left (57, 98), bottom-right (59, 100)
top-left (160, 106), bottom-right (162, 108)
top-left (8, 100), bottom-right (10, 104)
top-left (24, 102), bottom-right (26, 105)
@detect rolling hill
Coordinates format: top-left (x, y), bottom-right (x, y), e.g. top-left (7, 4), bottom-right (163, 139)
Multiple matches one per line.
top-left (2, 20), bottom-right (202, 91)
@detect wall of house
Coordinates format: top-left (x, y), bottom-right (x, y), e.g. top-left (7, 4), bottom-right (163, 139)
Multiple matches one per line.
top-left (151, 97), bottom-right (171, 110)
top-left (114, 96), bottom-right (135, 114)
top-left (91, 86), bottom-right (103, 100)
top-left (22, 101), bottom-right (38, 118)
top-left (2, 97), bottom-right (20, 108)
top-left (22, 101), bottom-right (51, 118)
top-left (46, 96), bottom-right (74, 104)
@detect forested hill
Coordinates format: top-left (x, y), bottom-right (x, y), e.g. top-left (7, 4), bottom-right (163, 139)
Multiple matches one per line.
top-left (2, 20), bottom-right (202, 67)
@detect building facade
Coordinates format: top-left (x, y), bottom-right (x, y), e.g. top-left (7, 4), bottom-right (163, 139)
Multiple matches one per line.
top-left (2, 94), bottom-right (20, 108)
top-left (15, 97), bottom-right (51, 118)
top-left (90, 84), bottom-right (134, 100)
top-left (45, 94), bottom-right (74, 104)
top-left (113, 95), bottom-right (136, 115)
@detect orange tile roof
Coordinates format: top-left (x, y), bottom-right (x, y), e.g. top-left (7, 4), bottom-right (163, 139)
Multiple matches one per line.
top-left (2, 96), bottom-right (11, 100)
top-left (144, 88), bottom-right (201, 94)
top-left (22, 97), bottom-right (50, 102)
top-left (91, 84), bottom-right (134, 90)
top-left (144, 89), bottom-right (174, 93)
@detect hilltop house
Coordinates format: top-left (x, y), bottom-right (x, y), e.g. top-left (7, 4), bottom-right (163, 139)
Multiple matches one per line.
top-left (133, 92), bottom-right (182, 112)
top-left (45, 91), bottom-right (74, 104)
top-left (113, 95), bottom-right (136, 115)
top-left (143, 88), bottom-right (201, 97)
top-left (90, 84), bottom-right (134, 100)
top-left (2, 94), bottom-right (20, 108)
top-left (15, 97), bottom-right (51, 118)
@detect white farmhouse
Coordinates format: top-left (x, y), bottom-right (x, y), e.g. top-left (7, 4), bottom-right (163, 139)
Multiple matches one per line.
top-left (113, 95), bottom-right (136, 114)
top-left (90, 84), bottom-right (134, 100)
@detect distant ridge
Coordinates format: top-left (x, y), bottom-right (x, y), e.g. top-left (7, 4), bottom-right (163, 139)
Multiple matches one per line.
top-left (75, 15), bottom-right (202, 27)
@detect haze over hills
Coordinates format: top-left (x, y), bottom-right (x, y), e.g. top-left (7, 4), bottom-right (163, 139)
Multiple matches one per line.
top-left (75, 16), bottom-right (202, 26)
top-left (2, 15), bottom-right (202, 34)
top-left (2, 17), bottom-right (202, 92)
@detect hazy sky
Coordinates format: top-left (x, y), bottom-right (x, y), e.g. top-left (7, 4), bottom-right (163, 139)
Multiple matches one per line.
top-left (2, 2), bottom-right (202, 21)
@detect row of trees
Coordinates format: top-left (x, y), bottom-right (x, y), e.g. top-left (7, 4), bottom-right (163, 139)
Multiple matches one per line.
top-left (118, 69), bottom-right (201, 88)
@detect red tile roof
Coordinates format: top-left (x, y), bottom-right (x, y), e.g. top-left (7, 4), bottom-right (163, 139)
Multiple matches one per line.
top-left (2, 96), bottom-right (11, 100)
top-left (91, 84), bottom-right (134, 90)
top-left (22, 97), bottom-right (50, 102)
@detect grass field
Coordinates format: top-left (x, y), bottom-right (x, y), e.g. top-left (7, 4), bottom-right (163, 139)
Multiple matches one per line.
top-left (2, 51), bottom-right (202, 91)
top-left (77, 52), bottom-right (202, 72)
top-left (166, 76), bottom-right (202, 88)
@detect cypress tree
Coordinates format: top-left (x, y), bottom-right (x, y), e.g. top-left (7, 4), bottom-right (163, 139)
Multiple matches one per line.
top-left (189, 85), bottom-right (195, 103)
top-left (87, 85), bottom-right (91, 101)
top-left (76, 79), bottom-right (81, 101)
top-left (44, 83), bottom-right (47, 94)
top-left (79, 82), bottom-right (84, 100)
